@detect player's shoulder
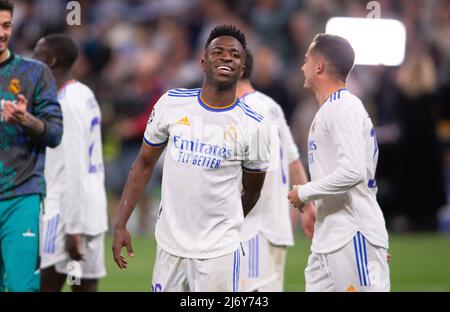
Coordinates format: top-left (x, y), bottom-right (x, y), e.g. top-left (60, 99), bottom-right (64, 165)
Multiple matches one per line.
top-left (157, 87), bottom-right (201, 107)
top-left (61, 81), bottom-right (99, 112)
top-left (240, 90), bottom-right (282, 122)
top-left (65, 80), bottom-right (94, 96)
top-left (166, 87), bottom-right (201, 98)
top-left (327, 88), bottom-right (365, 113)
top-left (235, 97), bottom-right (265, 124)
top-left (17, 55), bottom-right (50, 76)
top-left (19, 55), bottom-right (46, 68)
top-left (62, 81), bottom-right (96, 103)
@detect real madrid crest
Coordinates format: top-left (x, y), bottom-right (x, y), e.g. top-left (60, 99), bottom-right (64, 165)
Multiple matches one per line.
top-left (224, 125), bottom-right (238, 142)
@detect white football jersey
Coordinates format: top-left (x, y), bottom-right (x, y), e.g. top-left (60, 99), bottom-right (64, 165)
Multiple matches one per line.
top-left (298, 88), bottom-right (388, 253)
top-left (239, 91), bottom-right (299, 245)
top-left (144, 88), bottom-right (271, 259)
top-left (44, 80), bottom-right (108, 235)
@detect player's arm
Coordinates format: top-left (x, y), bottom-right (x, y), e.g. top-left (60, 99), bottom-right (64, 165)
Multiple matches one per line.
top-left (2, 94), bottom-right (45, 136)
top-left (291, 102), bottom-right (365, 207)
top-left (241, 119), bottom-right (271, 217)
top-left (112, 143), bottom-right (165, 269)
top-left (241, 170), bottom-right (266, 217)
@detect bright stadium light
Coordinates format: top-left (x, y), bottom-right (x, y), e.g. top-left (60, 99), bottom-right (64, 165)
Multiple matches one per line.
top-left (325, 17), bottom-right (406, 66)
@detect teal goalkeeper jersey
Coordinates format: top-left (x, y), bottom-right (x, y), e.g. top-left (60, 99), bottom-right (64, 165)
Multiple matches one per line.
top-left (0, 52), bottom-right (63, 200)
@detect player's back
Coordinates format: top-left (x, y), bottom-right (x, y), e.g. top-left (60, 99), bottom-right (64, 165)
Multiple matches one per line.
top-left (306, 89), bottom-right (388, 253)
top-left (239, 91), bottom-right (297, 246)
top-left (45, 80), bottom-right (107, 235)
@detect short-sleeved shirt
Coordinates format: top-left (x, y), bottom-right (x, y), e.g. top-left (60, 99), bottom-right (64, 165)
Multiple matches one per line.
top-left (144, 88), bottom-right (271, 259)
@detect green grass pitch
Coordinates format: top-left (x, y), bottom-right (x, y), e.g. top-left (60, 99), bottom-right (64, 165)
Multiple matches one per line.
top-left (96, 233), bottom-right (450, 292)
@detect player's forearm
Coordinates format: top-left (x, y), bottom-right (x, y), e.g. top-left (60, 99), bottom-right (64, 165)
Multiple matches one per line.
top-left (241, 190), bottom-right (261, 217)
top-left (289, 159), bottom-right (308, 186)
top-left (21, 112), bottom-right (63, 148)
top-left (114, 157), bottom-right (155, 228)
top-left (298, 165), bottom-right (365, 203)
top-left (21, 111), bottom-right (45, 138)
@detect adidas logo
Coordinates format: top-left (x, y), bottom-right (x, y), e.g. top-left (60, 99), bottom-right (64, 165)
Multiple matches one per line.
top-left (346, 285), bottom-right (358, 292)
top-left (177, 117), bottom-right (190, 126)
top-left (22, 229), bottom-right (36, 237)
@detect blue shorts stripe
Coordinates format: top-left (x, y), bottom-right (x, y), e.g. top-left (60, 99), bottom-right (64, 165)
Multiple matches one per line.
top-left (47, 216), bottom-right (55, 254)
top-left (52, 215), bottom-right (60, 253)
top-left (362, 235), bottom-right (371, 286)
top-left (253, 237), bottom-right (256, 278)
top-left (237, 249), bottom-right (240, 291)
top-left (357, 232), bottom-right (367, 286)
top-left (248, 240), bottom-right (251, 278)
top-left (44, 217), bottom-right (53, 253)
top-left (353, 236), bottom-right (363, 286)
top-left (233, 250), bottom-right (237, 292)
top-left (256, 235), bottom-right (259, 278)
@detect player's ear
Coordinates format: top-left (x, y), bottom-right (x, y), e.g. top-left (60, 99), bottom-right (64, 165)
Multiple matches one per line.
top-left (201, 56), bottom-right (206, 72)
top-left (48, 56), bottom-right (58, 69)
top-left (240, 64), bottom-right (246, 78)
top-left (316, 61), bottom-right (325, 75)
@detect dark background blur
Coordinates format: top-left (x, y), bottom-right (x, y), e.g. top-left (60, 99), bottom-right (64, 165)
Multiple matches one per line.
top-left (9, 0), bottom-right (450, 233)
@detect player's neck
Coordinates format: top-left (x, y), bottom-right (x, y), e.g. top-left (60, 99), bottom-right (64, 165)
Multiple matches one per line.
top-left (314, 81), bottom-right (346, 105)
top-left (236, 80), bottom-right (254, 98)
top-left (201, 81), bottom-right (237, 107)
top-left (0, 49), bottom-right (10, 64)
top-left (54, 70), bottom-right (74, 90)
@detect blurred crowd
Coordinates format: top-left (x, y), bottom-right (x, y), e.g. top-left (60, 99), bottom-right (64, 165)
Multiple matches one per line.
top-left (8, 0), bottom-right (450, 232)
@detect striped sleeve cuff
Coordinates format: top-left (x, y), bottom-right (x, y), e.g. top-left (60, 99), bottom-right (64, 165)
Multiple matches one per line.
top-left (242, 166), bottom-right (267, 173)
top-left (143, 137), bottom-right (167, 148)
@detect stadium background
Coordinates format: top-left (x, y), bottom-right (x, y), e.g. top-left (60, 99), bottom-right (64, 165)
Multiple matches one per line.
top-left (8, 0), bottom-right (450, 291)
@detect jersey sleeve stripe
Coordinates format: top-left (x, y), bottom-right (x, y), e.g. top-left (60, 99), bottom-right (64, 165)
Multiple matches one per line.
top-left (242, 166), bottom-right (266, 173)
top-left (236, 104), bottom-right (263, 122)
top-left (238, 101), bottom-right (264, 119)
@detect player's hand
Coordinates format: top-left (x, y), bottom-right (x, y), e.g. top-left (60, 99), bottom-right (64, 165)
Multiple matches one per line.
top-left (65, 234), bottom-right (85, 261)
top-left (300, 203), bottom-right (316, 240)
top-left (288, 185), bottom-right (306, 212)
top-left (387, 252), bottom-right (392, 264)
top-left (2, 94), bottom-right (28, 124)
top-left (112, 226), bottom-right (134, 269)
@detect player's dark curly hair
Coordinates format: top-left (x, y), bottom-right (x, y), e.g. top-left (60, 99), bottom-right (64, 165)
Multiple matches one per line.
top-left (0, 0), bottom-right (14, 14)
top-left (205, 25), bottom-right (247, 50)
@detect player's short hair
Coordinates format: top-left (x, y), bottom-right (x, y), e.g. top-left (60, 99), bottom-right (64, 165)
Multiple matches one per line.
top-left (241, 48), bottom-right (253, 80)
top-left (311, 33), bottom-right (355, 81)
top-left (0, 0), bottom-right (14, 14)
top-left (42, 34), bottom-right (79, 70)
top-left (205, 25), bottom-right (247, 51)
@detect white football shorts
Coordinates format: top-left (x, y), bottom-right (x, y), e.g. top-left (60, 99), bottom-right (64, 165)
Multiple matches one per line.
top-left (151, 244), bottom-right (241, 292)
top-left (305, 231), bottom-right (390, 292)
top-left (40, 205), bottom-right (106, 279)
